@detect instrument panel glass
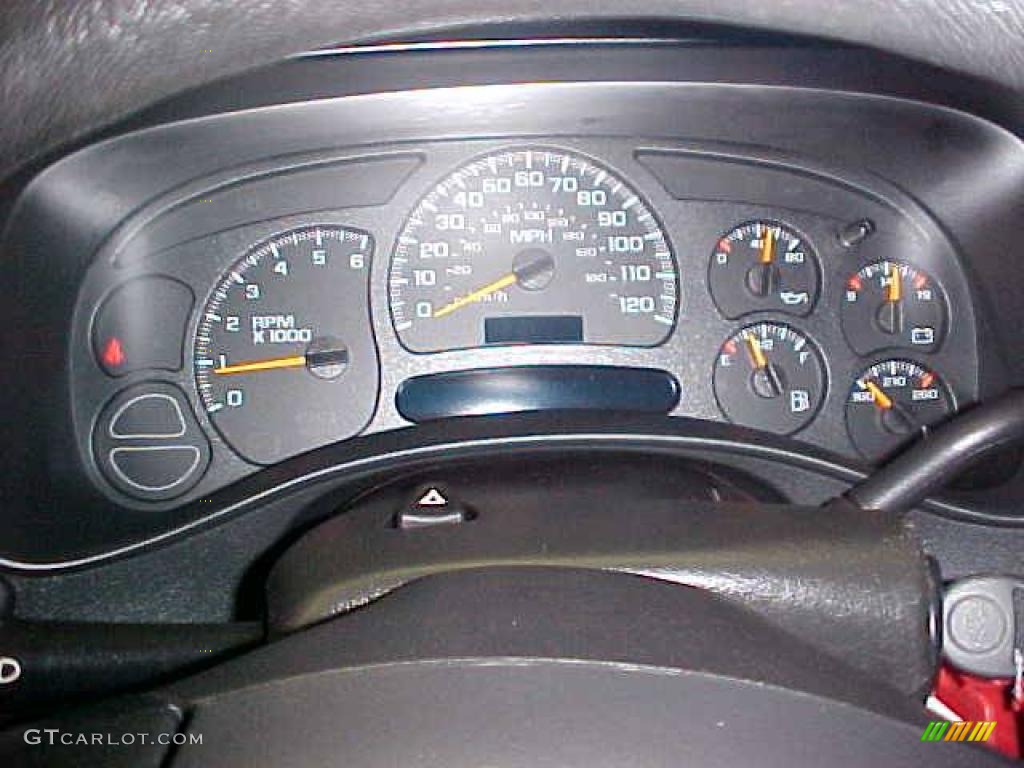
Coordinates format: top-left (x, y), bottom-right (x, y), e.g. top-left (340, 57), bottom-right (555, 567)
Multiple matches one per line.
top-left (193, 226), bottom-right (379, 464)
top-left (389, 148), bottom-right (679, 352)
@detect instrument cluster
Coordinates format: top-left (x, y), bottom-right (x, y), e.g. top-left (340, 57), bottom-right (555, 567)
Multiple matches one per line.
top-left (74, 140), bottom-right (978, 507)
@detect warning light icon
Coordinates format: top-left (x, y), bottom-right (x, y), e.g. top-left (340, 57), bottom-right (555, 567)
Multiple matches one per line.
top-left (101, 337), bottom-right (126, 368)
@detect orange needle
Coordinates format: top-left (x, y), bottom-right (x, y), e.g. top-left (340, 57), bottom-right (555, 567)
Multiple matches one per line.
top-left (432, 272), bottom-right (518, 319)
top-left (214, 355), bottom-right (307, 375)
top-left (864, 380), bottom-right (894, 410)
top-left (759, 227), bottom-right (775, 265)
top-left (744, 333), bottom-right (768, 370)
top-left (887, 264), bottom-right (902, 303)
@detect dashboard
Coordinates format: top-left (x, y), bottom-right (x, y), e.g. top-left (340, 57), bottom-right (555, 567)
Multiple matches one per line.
top-left (78, 135), bottom-right (977, 506)
top-left (6, 11), bottom-right (1024, 761)
top-left (1, 40), bottom-right (1021, 574)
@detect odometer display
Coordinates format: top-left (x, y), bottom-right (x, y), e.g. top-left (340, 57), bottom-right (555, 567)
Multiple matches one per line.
top-left (390, 148), bottom-right (679, 352)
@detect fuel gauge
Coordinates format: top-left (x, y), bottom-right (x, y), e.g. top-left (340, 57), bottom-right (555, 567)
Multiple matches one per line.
top-left (713, 322), bottom-right (826, 435)
top-left (709, 221), bottom-right (820, 318)
top-left (846, 360), bottom-right (955, 461)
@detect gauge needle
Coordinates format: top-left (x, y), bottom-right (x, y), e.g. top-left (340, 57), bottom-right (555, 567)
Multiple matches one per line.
top-left (432, 272), bottom-right (518, 319)
top-left (887, 266), bottom-right (902, 303)
top-left (744, 333), bottom-right (768, 369)
top-left (214, 355), bottom-right (307, 375)
top-left (864, 378), bottom-right (916, 435)
top-left (878, 263), bottom-right (904, 335)
top-left (864, 379), bottom-right (894, 410)
top-left (760, 227), bottom-right (775, 264)
top-left (744, 332), bottom-right (784, 399)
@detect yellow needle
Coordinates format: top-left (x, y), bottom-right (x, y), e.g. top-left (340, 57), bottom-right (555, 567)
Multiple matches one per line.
top-left (864, 380), bottom-right (894, 410)
top-left (214, 355), bottom-right (307, 375)
top-left (887, 264), bottom-right (902, 303)
top-left (760, 227), bottom-right (775, 264)
top-left (432, 272), bottom-right (518, 319)
top-left (744, 333), bottom-right (768, 370)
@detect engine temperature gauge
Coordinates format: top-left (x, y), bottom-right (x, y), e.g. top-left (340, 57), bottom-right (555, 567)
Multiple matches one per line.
top-left (841, 260), bottom-right (946, 355)
top-left (846, 360), bottom-right (955, 461)
top-left (709, 221), bottom-right (819, 318)
top-left (713, 322), bottom-right (826, 435)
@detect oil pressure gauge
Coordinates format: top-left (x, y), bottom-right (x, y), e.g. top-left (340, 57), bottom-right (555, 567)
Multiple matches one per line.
top-left (709, 221), bottom-right (819, 318)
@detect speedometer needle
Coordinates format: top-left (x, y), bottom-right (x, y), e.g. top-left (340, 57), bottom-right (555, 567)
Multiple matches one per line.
top-left (432, 273), bottom-right (518, 319)
top-left (214, 355), bottom-right (308, 375)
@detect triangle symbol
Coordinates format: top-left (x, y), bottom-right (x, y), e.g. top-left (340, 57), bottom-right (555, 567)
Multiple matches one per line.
top-left (417, 488), bottom-right (448, 507)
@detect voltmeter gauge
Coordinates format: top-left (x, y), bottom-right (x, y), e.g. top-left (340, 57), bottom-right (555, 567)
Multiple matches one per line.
top-left (841, 260), bottom-right (946, 355)
top-left (713, 322), bottom-right (826, 435)
top-left (846, 359), bottom-right (955, 461)
top-left (709, 221), bottom-right (819, 318)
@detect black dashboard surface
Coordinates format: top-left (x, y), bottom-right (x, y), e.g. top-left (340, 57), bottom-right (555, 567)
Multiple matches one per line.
top-left (2, 40), bottom-right (1024, 576)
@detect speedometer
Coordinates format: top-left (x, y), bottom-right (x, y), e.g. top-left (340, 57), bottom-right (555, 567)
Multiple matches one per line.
top-left (390, 148), bottom-right (679, 352)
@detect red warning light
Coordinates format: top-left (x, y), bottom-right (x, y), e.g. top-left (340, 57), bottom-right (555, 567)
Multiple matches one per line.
top-left (101, 337), bottom-right (126, 368)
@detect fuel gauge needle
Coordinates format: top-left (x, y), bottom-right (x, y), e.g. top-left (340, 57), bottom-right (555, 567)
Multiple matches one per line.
top-left (745, 333), bottom-right (769, 369)
top-left (744, 332), bottom-right (783, 399)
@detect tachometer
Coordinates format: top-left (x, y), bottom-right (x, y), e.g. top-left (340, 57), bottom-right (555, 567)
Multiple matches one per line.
top-left (390, 148), bottom-right (679, 352)
top-left (194, 226), bottom-right (379, 465)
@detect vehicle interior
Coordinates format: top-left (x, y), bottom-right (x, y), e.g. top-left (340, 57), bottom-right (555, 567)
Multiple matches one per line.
top-left (1, 1), bottom-right (1024, 765)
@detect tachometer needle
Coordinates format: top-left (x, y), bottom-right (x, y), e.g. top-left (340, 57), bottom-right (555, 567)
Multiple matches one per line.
top-left (864, 379), bottom-right (894, 410)
top-left (214, 355), bottom-right (307, 375)
top-left (432, 272), bottom-right (518, 319)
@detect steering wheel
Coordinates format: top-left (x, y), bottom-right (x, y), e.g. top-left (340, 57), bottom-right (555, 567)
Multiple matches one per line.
top-left (2, 2), bottom-right (1024, 766)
